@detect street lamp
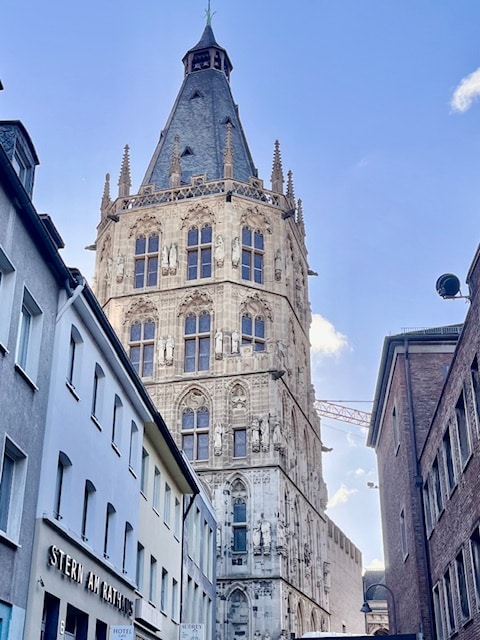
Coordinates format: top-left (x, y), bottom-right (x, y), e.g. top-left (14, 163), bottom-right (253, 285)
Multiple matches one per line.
top-left (361, 582), bottom-right (397, 635)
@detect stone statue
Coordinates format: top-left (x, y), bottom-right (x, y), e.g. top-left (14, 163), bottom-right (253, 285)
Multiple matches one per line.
top-left (272, 418), bottom-right (283, 451)
top-left (260, 414), bottom-right (270, 451)
top-left (252, 521), bottom-right (262, 553)
top-left (165, 335), bottom-right (174, 364)
top-left (274, 249), bottom-right (282, 281)
top-left (251, 417), bottom-right (260, 452)
top-left (231, 330), bottom-right (240, 354)
top-left (116, 252), bottom-right (125, 282)
top-left (215, 330), bottom-right (223, 358)
top-left (169, 243), bottom-right (178, 273)
top-left (161, 245), bottom-right (169, 273)
top-left (216, 525), bottom-right (222, 557)
top-left (105, 256), bottom-right (113, 284)
top-left (232, 236), bottom-right (240, 267)
top-left (276, 521), bottom-right (286, 552)
top-left (158, 336), bottom-right (166, 365)
top-left (261, 519), bottom-right (271, 554)
top-left (215, 235), bottom-right (225, 267)
top-left (214, 423), bottom-right (223, 455)
top-left (263, 631), bottom-right (271, 640)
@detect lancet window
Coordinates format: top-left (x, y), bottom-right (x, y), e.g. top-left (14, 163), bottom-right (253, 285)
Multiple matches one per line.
top-left (181, 406), bottom-right (210, 461)
top-left (241, 313), bottom-right (265, 351)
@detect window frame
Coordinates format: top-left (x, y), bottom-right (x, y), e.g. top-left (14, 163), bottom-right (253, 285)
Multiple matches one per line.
top-left (181, 406), bottom-right (210, 461)
top-left (134, 234), bottom-right (159, 289)
top-left (129, 320), bottom-right (156, 378)
top-left (0, 246), bottom-right (16, 352)
top-left (241, 313), bottom-right (265, 352)
top-left (187, 225), bottom-right (212, 280)
top-left (184, 311), bottom-right (211, 373)
top-left (241, 227), bottom-right (264, 284)
top-left (0, 437), bottom-right (27, 543)
top-left (455, 389), bottom-right (472, 469)
top-left (15, 286), bottom-right (43, 384)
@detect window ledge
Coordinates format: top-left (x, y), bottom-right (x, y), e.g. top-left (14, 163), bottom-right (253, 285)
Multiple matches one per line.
top-left (0, 341), bottom-right (9, 355)
top-left (140, 490), bottom-right (148, 501)
top-left (91, 415), bottom-right (102, 431)
top-left (111, 442), bottom-right (121, 457)
top-left (0, 530), bottom-right (21, 549)
top-left (66, 380), bottom-right (80, 401)
top-left (152, 507), bottom-right (160, 517)
top-left (14, 363), bottom-right (38, 390)
top-left (128, 466), bottom-right (137, 479)
top-left (461, 452), bottom-right (473, 474)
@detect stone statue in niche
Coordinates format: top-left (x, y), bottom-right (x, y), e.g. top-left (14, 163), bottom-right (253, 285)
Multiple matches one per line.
top-left (260, 414), bottom-right (270, 451)
top-left (251, 417), bottom-right (260, 452)
top-left (116, 252), bottom-right (125, 282)
top-left (261, 519), bottom-right (271, 554)
top-left (276, 521), bottom-right (286, 553)
top-left (214, 423), bottom-right (223, 455)
top-left (158, 336), bottom-right (166, 365)
top-left (215, 235), bottom-right (225, 267)
top-left (232, 236), bottom-right (240, 267)
top-left (215, 330), bottom-right (223, 359)
top-left (216, 525), bottom-right (222, 557)
top-left (165, 335), bottom-right (174, 364)
top-left (272, 418), bottom-right (284, 452)
top-left (105, 256), bottom-right (113, 284)
top-left (304, 542), bottom-right (311, 566)
top-left (263, 632), bottom-right (271, 640)
top-left (274, 249), bottom-right (282, 281)
top-left (231, 330), bottom-right (240, 354)
top-left (161, 245), bottom-right (169, 274)
top-left (252, 521), bottom-right (262, 554)
top-left (169, 243), bottom-right (177, 274)
top-left (231, 386), bottom-right (246, 410)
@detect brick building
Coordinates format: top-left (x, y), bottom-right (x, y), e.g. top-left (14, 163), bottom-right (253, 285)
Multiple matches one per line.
top-left (369, 245), bottom-right (480, 639)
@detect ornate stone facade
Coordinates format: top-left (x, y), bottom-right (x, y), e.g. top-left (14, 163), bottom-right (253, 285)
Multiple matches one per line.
top-left (92, 21), bottom-right (350, 640)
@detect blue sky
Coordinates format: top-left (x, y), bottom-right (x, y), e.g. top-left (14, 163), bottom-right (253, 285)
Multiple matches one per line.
top-left (3, 0), bottom-right (480, 568)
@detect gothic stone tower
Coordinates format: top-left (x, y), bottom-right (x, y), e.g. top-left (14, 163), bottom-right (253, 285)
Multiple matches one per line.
top-left (93, 21), bottom-right (331, 640)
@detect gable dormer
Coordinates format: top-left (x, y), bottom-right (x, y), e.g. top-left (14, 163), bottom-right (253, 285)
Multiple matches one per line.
top-left (0, 120), bottom-right (39, 197)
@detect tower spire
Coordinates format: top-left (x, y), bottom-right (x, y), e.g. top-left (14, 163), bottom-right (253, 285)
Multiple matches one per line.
top-left (100, 172), bottom-right (111, 217)
top-left (205, 0), bottom-right (216, 26)
top-left (169, 135), bottom-right (182, 188)
top-left (271, 139), bottom-right (284, 194)
top-left (118, 144), bottom-right (131, 198)
top-left (223, 122), bottom-right (234, 179)
top-left (286, 169), bottom-right (296, 210)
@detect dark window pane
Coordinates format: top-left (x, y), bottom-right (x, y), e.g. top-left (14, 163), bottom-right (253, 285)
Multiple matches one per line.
top-left (242, 227), bottom-right (251, 246)
top-left (197, 408), bottom-right (209, 428)
top-left (197, 433), bottom-right (209, 460)
top-left (199, 312), bottom-right (210, 333)
top-left (198, 338), bottom-right (210, 370)
top-left (134, 260), bottom-right (145, 288)
top-left (201, 225), bottom-right (212, 244)
top-left (234, 430), bottom-right (246, 457)
top-left (182, 410), bottom-right (195, 430)
top-left (130, 346), bottom-right (140, 373)
top-left (187, 250), bottom-right (198, 280)
top-left (135, 236), bottom-right (146, 255)
top-left (147, 257), bottom-right (158, 286)
top-left (242, 250), bottom-right (250, 280)
top-left (184, 340), bottom-right (196, 372)
top-left (148, 235), bottom-right (159, 253)
top-left (142, 345), bottom-right (154, 377)
top-left (182, 435), bottom-right (194, 460)
top-left (233, 527), bottom-right (247, 552)
top-left (188, 227), bottom-right (198, 247)
top-left (254, 231), bottom-right (264, 250)
top-left (233, 502), bottom-right (246, 522)
top-left (254, 253), bottom-right (263, 283)
top-left (130, 323), bottom-right (141, 342)
top-left (255, 317), bottom-right (264, 339)
top-left (242, 314), bottom-right (252, 336)
top-left (144, 322), bottom-right (155, 340)
top-left (254, 341), bottom-right (265, 352)
top-left (201, 248), bottom-right (211, 278)
top-left (185, 315), bottom-right (196, 335)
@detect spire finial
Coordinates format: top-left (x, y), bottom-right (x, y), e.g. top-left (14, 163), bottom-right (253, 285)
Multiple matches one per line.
top-left (286, 169), bottom-right (296, 209)
top-left (101, 172), bottom-right (111, 216)
top-left (223, 122), bottom-right (234, 179)
top-left (118, 144), bottom-right (131, 198)
top-left (271, 139), bottom-right (284, 194)
top-left (169, 135), bottom-right (182, 188)
top-left (205, 0), bottom-right (216, 26)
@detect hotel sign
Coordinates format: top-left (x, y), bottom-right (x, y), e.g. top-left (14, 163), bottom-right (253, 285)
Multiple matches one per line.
top-left (47, 545), bottom-right (134, 616)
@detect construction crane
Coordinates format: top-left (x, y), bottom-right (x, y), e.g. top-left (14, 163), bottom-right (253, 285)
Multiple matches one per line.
top-left (314, 400), bottom-right (371, 428)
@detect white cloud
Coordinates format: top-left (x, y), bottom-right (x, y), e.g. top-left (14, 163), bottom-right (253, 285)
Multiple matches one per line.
top-left (310, 314), bottom-right (348, 356)
top-left (327, 484), bottom-right (358, 509)
top-left (354, 468), bottom-right (366, 476)
top-left (364, 558), bottom-right (385, 571)
top-left (451, 67), bottom-right (480, 113)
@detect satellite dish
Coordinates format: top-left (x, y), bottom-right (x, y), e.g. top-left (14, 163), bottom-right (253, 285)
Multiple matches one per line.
top-left (436, 273), bottom-right (461, 298)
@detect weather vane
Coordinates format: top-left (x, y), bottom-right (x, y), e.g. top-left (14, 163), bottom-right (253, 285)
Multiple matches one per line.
top-left (205, 0), bottom-right (216, 26)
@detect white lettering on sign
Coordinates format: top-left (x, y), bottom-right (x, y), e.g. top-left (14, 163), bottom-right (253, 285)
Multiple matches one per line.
top-left (109, 626), bottom-right (134, 639)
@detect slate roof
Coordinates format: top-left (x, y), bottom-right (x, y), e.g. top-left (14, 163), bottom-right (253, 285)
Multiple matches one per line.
top-left (142, 25), bottom-right (257, 190)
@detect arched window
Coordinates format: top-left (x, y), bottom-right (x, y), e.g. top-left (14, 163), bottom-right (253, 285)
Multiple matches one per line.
top-left (134, 234), bottom-right (159, 288)
top-left (241, 227), bottom-right (263, 283)
top-left (184, 311), bottom-right (211, 372)
top-left (232, 498), bottom-right (247, 552)
top-left (81, 480), bottom-right (96, 541)
top-left (54, 452), bottom-right (72, 521)
top-left (241, 313), bottom-right (265, 351)
top-left (181, 407), bottom-right (210, 461)
top-left (228, 589), bottom-right (249, 639)
top-left (187, 225), bottom-right (212, 280)
top-left (129, 320), bottom-right (155, 377)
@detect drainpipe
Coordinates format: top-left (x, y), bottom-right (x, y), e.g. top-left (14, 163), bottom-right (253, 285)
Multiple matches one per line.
top-left (179, 494), bottom-right (197, 625)
top-left (56, 276), bottom-right (85, 323)
top-left (404, 338), bottom-right (436, 640)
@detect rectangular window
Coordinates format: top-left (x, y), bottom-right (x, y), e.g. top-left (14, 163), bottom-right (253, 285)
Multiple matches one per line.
top-left (471, 356), bottom-right (480, 433)
top-left (111, 395), bottom-right (122, 449)
top-left (54, 453), bottom-right (71, 521)
top-left (443, 566), bottom-right (456, 634)
top-left (423, 477), bottom-right (433, 535)
top-left (0, 246), bottom-right (16, 351)
top-left (432, 456), bottom-right (444, 519)
top-left (149, 556), bottom-right (157, 605)
top-left (66, 327), bottom-right (82, 389)
top-left (141, 448), bottom-right (149, 495)
top-left (470, 526), bottom-right (480, 606)
top-left (174, 498), bottom-right (181, 539)
top-left (91, 364), bottom-right (104, 421)
top-left (161, 568), bottom-right (168, 613)
top-left (153, 467), bottom-right (161, 511)
top-left (0, 438), bottom-right (27, 542)
top-left (172, 578), bottom-right (179, 621)
top-left (65, 604), bottom-right (88, 640)
top-left (455, 390), bottom-right (472, 468)
top-left (122, 522), bottom-right (132, 574)
top-left (81, 480), bottom-right (95, 541)
top-left (128, 421), bottom-right (138, 472)
top-left (392, 405), bottom-right (400, 451)
top-left (136, 543), bottom-right (144, 593)
top-left (134, 235), bottom-right (159, 288)
top-left (432, 582), bottom-right (446, 640)
top-left (456, 549), bottom-right (471, 621)
top-left (103, 503), bottom-right (115, 559)
top-left (164, 483), bottom-right (171, 526)
top-left (15, 287), bottom-right (43, 382)
top-left (234, 429), bottom-right (247, 457)
top-left (442, 425), bottom-right (457, 495)
top-left (95, 620), bottom-right (107, 640)
top-left (400, 508), bottom-right (408, 559)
